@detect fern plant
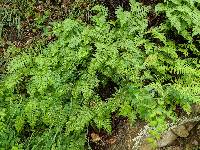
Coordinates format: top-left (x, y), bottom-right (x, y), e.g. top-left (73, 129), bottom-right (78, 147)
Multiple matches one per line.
top-left (155, 0), bottom-right (200, 40)
top-left (1, 0), bottom-right (200, 149)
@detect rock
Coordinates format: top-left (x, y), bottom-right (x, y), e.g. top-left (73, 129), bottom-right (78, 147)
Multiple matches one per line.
top-left (139, 144), bottom-right (154, 150)
top-left (172, 125), bottom-right (189, 137)
top-left (191, 104), bottom-right (200, 114)
top-left (184, 122), bottom-right (196, 132)
top-left (139, 140), bottom-right (154, 150)
top-left (157, 130), bottom-right (177, 147)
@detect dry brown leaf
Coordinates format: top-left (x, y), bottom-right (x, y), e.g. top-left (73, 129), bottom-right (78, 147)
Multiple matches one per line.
top-left (91, 133), bottom-right (101, 142)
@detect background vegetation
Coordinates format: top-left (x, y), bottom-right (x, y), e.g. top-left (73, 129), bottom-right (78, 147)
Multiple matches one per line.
top-left (0, 0), bottom-right (200, 149)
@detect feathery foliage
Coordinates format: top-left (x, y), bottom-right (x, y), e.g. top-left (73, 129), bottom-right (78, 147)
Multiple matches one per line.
top-left (0, 0), bottom-right (200, 149)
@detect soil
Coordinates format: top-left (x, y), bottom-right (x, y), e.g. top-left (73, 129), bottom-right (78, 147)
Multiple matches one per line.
top-left (1, 0), bottom-right (93, 48)
top-left (88, 115), bottom-right (141, 150)
top-left (139, 0), bottom-right (163, 5)
top-left (98, 0), bottom-right (131, 19)
top-left (96, 78), bottom-right (118, 101)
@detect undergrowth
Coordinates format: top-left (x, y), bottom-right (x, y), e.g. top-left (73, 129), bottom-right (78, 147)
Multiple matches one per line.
top-left (0, 0), bottom-right (36, 39)
top-left (0, 0), bottom-right (200, 149)
top-left (0, 0), bottom-right (94, 41)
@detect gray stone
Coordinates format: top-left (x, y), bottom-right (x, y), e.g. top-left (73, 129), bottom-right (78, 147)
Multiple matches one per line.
top-left (191, 104), bottom-right (200, 114)
top-left (139, 140), bottom-right (155, 150)
top-left (184, 122), bottom-right (196, 132)
top-left (157, 130), bottom-right (177, 147)
top-left (172, 125), bottom-right (189, 137)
